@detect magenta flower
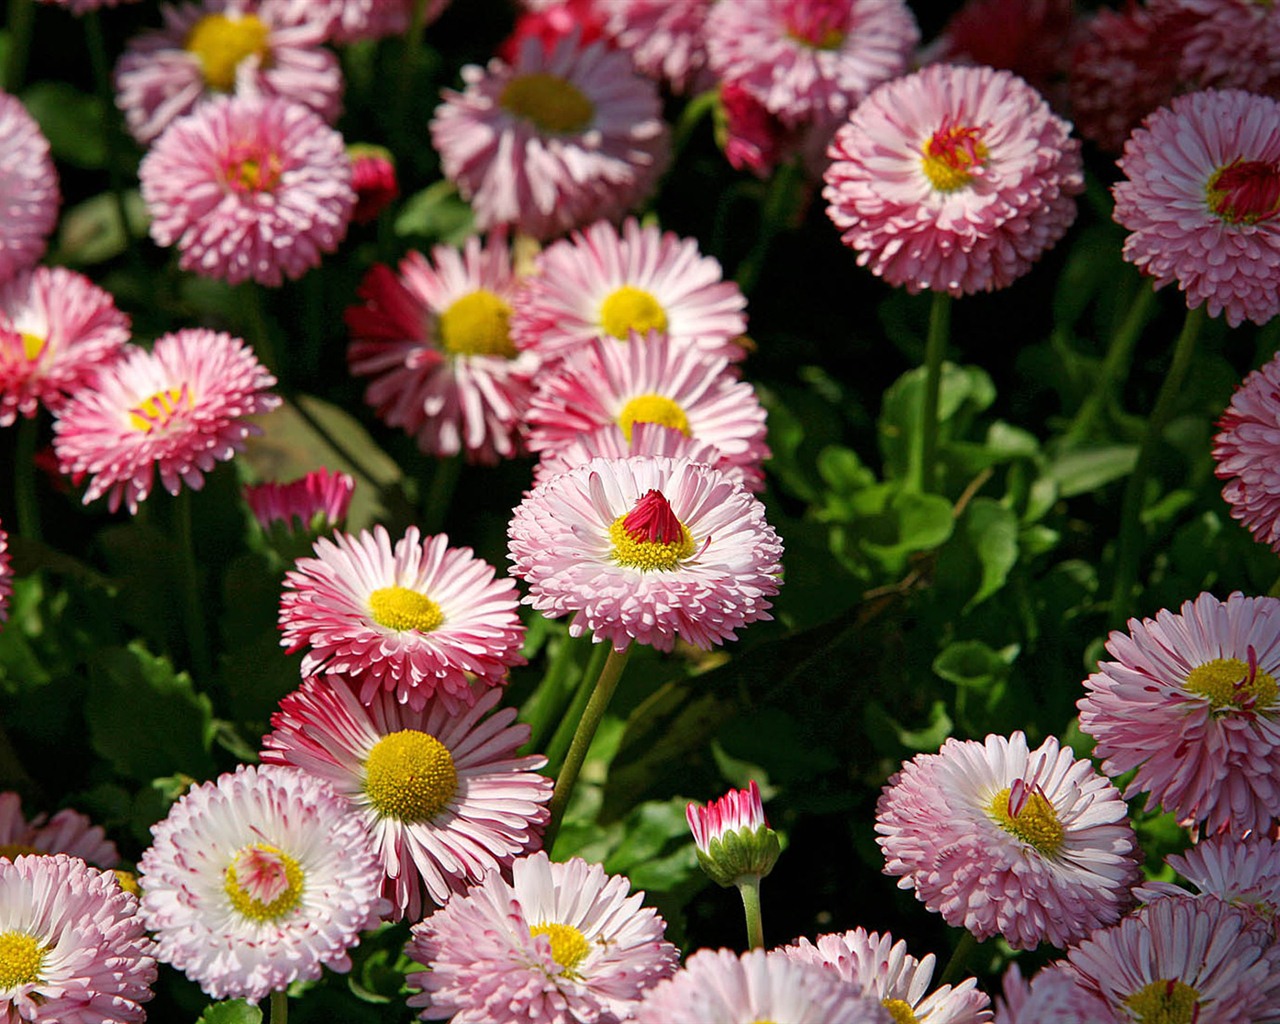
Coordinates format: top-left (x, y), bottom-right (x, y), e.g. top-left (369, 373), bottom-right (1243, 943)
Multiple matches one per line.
top-left (0, 91), bottom-right (58, 286)
top-left (348, 143), bottom-right (399, 224)
top-left (243, 468), bottom-right (354, 535)
top-left (0, 791), bottom-right (119, 868)
top-left (1214, 351), bottom-right (1280, 551)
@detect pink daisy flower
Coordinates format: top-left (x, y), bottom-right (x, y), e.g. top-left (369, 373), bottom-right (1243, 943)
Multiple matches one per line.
top-left (52, 328), bottom-right (280, 515)
top-left (405, 850), bottom-right (678, 1023)
top-left (0, 91), bottom-right (58, 286)
top-left (524, 332), bottom-right (769, 491)
top-left (1077, 591), bottom-right (1280, 836)
top-left (243, 467), bottom-right (355, 534)
top-left (1137, 835), bottom-right (1280, 935)
top-left (993, 963), bottom-right (1118, 1024)
top-left (138, 763), bottom-right (387, 1003)
top-left (0, 854), bottom-right (156, 1023)
top-left (0, 267), bottom-right (130, 427)
top-left (345, 237), bottom-right (539, 464)
top-left (783, 928), bottom-right (992, 1023)
top-left (631, 948), bottom-right (889, 1024)
top-left (1112, 88), bottom-right (1280, 328)
top-left (508, 455), bottom-right (783, 652)
top-left (261, 678), bottom-right (552, 921)
top-left (824, 63), bottom-right (1083, 297)
top-left (511, 217), bottom-right (747, 364)
top-left (429, 33), bottom-right (670, 240)
top-left (140, 94), bottom-right (356, 287)
top-left (533, 420), bottom-right (724, 489)
top-left (0, 522), bottom-right (9, 624)
top-left (1214, 351), bottom-right (1280, 551)
top-left (279, 525), bottom-right (526, 712)
top-left (0, 791), bottom-right (119, 868)
top-left (113, 0), bottom-right (341, 145)
top-left (598, 0), bottom-right (715, 95)
top-left (875, 731), bottom-right (1141, 950)
top-left (1155, 0), bottom-right (1280, 96)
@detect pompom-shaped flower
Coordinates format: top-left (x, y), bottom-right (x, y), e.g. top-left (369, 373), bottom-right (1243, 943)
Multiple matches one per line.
top-left (0, 267), bottom-right (130, 426)
top-left (508, 456), bottom-right (783, 652)
top-left (405, 851), bottom-right (677, 1023)
top-left (599, 0), bottom-right (715, 95)
top-left (52, 328), bottom-right (280, 514)
top-left (533, 420), bottom-right (724, 489)
top-left (261, 679), bottom-right (552, 921)
top-left (1157, 0), bottom-right (1280, 96)
top-left (138, 764), bottom-right (386, 1002)
top-left (875, 731), bottom-right (1140, 950)
top-left (1214, 351), bottom-right (1280, 551)
top-left (686, 780), bottom-right (781, 888)
top-left (140, 94), bottom-right (355, 287)
top-left (430, 34), bottom-right (670, 240)
top-left (0, 91), bottom-right (58, 286)
top-left (1113, 89), bottom-right (1280, 328)
top-left (0, 854), bottom-right (156, 1023)
top-left (993, 963), bottom-right (1118, 1024)
top-left (1137, 835), bottom-right (1280, 935)
top-left (243, 467), bottom-right (354, 535)
top-left (0, 791), bottom-right (119, 868)
top-left (345, 237), bottom-right (539, 464)
top-left (1078, 591), bottom-right (1280, 836)
top-left (824, 63), bottom-right (1083, 296)
top-left (279, 525), bottom-right (526, 712)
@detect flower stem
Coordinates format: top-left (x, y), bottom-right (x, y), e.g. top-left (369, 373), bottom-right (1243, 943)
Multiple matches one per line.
top-left (910, 290), bottom-right (951, 494)
top-left (1108, 303), bottom-right (1206, 625)
top-left (422, 455), bottom-right (461, 536)
top-left (671, 88), bottom-right (718, 166)
top-left (737, 874), bottom-right (764, 950)
top-left (270, 989), bottom-right (288, 1024)
top-left (544, 643), bottom-right (633, 850)
top-left (735, 159), bottom-right (803, 297)
top-left (543, 640), bottom-right (608, 773)
top-left (175, 488), bottom-right (212, 683)
top-left (395, 0), bottom-right (430, 136)
top-left (938, 930), bottom-right (977, 987)
top-left (4, 0), bottom-right (34, 94)
top-left (14, 415), bottom-right (41, 544)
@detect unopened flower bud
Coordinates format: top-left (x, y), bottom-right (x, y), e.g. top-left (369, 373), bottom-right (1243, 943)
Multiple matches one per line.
top-left (686, 780), bottom-right (781, 887)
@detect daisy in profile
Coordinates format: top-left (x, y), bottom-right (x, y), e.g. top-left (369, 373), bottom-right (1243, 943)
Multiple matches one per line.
top-left (0, 791), bottom-right (119, 867)
top-left (345, 237), bottom-right (539, 464)
top-left (243, 467), bottom-right (354, 535)
top-left (511, 218), bottom-right (747, 364)
top-left (533, 420), bottom-right (723, 488)
top-left (0, 267), bottom-right (130, 426)
top-left (0, 522), bottom-right (9, 624)
top-left (1137, 835), bottom-right (1280, 934)
top-left (430, 33), bottom-right (670, 240)
top-left (1214, 351), bottom-right (1280, 551)
top-left (875, 731), bottom-right (1140, 950)
top-left (824, 63), bottom-right (1083, 296)
top-left (524, 332), bottom-right (769, 490)
top-left (1078, 591), bottom-right (1280, 836)
top-left (598, 0), bottom-right (715, 95)
top-left (279, 525), bottom-right (526, 712)
top-left (138, 763), bottom-right (386, 1003)
top-left (0, 91), bottom-right (58, 286)
top-left (0, 854), bottom-right (156, 1023)
top-left (1113, 89), bottom-right (1280, 328)
top-left (140, 94), bottom-right (355, 287)
top-left (113, 0), bottom-right (341, 144)
top-left (261, 678), bottom-right (552, 921)
top-left (405, 851), bottom-right (677, 1023)
top-left (508, 455), bottom-right (783, 652)
top-left (993, 963), bottom-right (1118, 1024)
top-left (783, 928), bottom-right (992, 1023)
top-left (52, 328), bottom-right (280, 515)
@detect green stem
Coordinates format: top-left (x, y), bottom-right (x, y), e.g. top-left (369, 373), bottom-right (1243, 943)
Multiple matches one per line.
top-left (543, 640), bottom-right (608, 774)
top-left (911, 290), bottom-right (951, 494)
top-left (422, 455), bottom-right (461, 536)
top-left (14, 415), bottom-right (41, 544)
top-left (671, 88), bottom-right (718, 165)
top-left (1108, 303), bottom-right (1206, 625)
top-left (175, 489), bottom-right (212, 683)
top-left (4, 0), bottom-right (34, 94)
top-left (242, 283), bottom-right (279, 377)
top-left (270, 989), bottom-right (288, 1024)
top-left (737, 875), bottom-right (764, 950)
top-left (523, 631), bottom-right (589, 757)
top-left (938, 930), bottom-right (978, 987)
top-left (543, 644), bottom-right (633, 851)
top-left (735, 159), bottom-right (803, 297)
top-left (395, 0), bottom-right (430, 135)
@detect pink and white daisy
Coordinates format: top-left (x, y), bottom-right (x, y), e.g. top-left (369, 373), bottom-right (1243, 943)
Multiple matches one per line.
top-left (0, 267), bottom-right (130, 427)
top-left (598, 0), bottom-right (715, 95)
top-left (1155, 0), bottom-right (1280, 96)
top-left (993, 963), bottom-right (1118, 1024)
top-left (279, 525), bottom-right (526, 712)
top-left (405, 850), bottom-right (677, 1023)
top-left (243, 467), bottom-right (354, 534)
top-left (1137, 835), bottom-right (1280, 934)
top-left (824, 63), bottom-right (1083, 296)
top-left (0, 792), bottom-right (119, 868)
top-left (631, 948), bottom-right (889, 1024)
top-left (783, 928), bottom-right (992, 1023)
top-left (345, 237), bottom-right (539, 464)
top-left (524, 332), bottom-right (769, 491)
top-left (1214, 351), bottom-right (1280, 551)
top-left (261, 678), bottom-right (552, 921)
top-left (0, 853), bottom-right (156, 1023)
top-left (113, 0), bottom-right (341, 145)
top-left (511, 217), bottom-right (747, 364)
top-left (0, 522), bottom-right (9, 624)
top-left (0, 91), bottom-right (58, 287)
top-left (875, 731), bottom-right (1141, 950)
top-left (533, 420), bottom-right (724, 488)
top-left (138, 763), bottom-right (386, 1003)
top-left (429, 33), bottom-right (670, 240)
top-left (508, 455), bottom-right (783, 652)
top-left (1112, 88), bottom-right (1280, 328)
top-left (1077, 591), bottom-right (1280, 836)
top-left (52, 328), bottom-right (280, 515)
top-left (140, 94), bottom-right (356, 287)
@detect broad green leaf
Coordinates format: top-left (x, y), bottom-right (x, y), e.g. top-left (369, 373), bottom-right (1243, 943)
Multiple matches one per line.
top-left (860, 489), bottom-right (955, 571)
top-left (603, 798), bottom-right (695, 879)
top-left (960, 499), bottom-right (1020, 610)
top-left (933, 639), bottom-right (1019, 691)
top-left (394, 180), bottom-right (475, 245)
top-left (21, 82), bottom-right (108, 168)
top-left (1046, 445), bottom-right (1138, 498)
top-left (879, 363), bottom-right (997, 479)
top-left (196, 1000), bottom-right (262, 1024)
top-left (816, 445), bottom-right (875, 495)
top-left (53, 191), bottom-right (149, 266)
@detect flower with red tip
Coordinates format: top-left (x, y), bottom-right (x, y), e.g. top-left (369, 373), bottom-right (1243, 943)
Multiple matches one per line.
top-left (533, 420), bottom-right (724, 489)
top-left (1078, 591), bottom-right (1280, 836)
top-left (140, 94), bottom-right (356, 287)
top-left (993, 963), bottom-right (1118, 1024)
top-left (279, 525), bottom-right (526, 712)
top-left (0, 91), bottom-right (58, 286)
top-left (243, 468), bottom-right (354, 534)
top-left (0, 522), bottom-right (9, 625)
top-left (0, 791), bottom-right (119, 867)
top-left (875, 731), bottom-right (1140, 950)
top-left (686, 780), bottom-right (780, 888)
top-left (262, 679), bottom-right (552, 921)
top-left (52, 329), bottom-right (280, 515)
top-left (0, 267), bottom-right (130, 427)
top-left (824, 63), bottom-right (1083, 296)
top-left (599, 0), bottom-right (716, 95)
top-left (1113, 88), bottom-right (1280, 328)
top-left (430, 33), bottom-right (670, 240)
top-left (508, 455), bottom-right (783, 652)
top-left (1214, 351), bottom-right (1280, 551)
top-left (348, 143), bottom-right (399, 224)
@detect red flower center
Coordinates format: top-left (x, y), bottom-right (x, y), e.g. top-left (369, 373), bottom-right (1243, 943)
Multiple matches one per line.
top-left (1206, 158), bottom-right (1280, 225)
top-left (622, 489), bottom-right (684, 544)
top-left (782, 0), bottom-right (849, 49)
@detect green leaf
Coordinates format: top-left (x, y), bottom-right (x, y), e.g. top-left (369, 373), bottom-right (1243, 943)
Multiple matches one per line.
top-left (1045, 445), bottom-right (1138, 498)
top-left (879, 363), bottom-right (997, 479)
top-left (53, 192), bottom-right (149, 266)
top-left (893, 699), bottom-right (953, 752)
top-left (816, 445), bottom-right (875, 495)
top-left (394, 180), bottom-right (476, 245)
top-left (21, 82), bottom-right (107, 168)
top-left (603, 798), bottom-right (695, 878)
top-left (196, 1000), bottom-right (263, 1024)
top-left (933, 639), bottom-right (1019, 690)
top-left (860, 489), bottom-right (955, 571)
top-left (960, 498), bottom-right (1020, 610)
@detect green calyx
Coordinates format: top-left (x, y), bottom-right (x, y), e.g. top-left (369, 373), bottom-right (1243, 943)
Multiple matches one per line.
top-left (695, 825), bottom-right (781, 888)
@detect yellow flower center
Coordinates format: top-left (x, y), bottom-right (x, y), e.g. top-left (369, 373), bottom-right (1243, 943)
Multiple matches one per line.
top-left (617, 394), bottom-right (691, 443)
top-left (883, 1000), bottom-right (919, 1024)
top-left (609, 514), bottom-right (696, 571)
top-left (128, 386), bottom-right (191, 433)
top-left (499, 72), bottom-right (595, 134)
top-left (185, 13), bottom-right (270, 92)
top-left (1206, 158), bottom-right (1280, 225)
top-left (363, 729), bottom-right (458, 822)
top-left (224, 844), bottom-right (303, 921)
top-left (0, 932), bottom-right (43, 989)
top-left (0, 844), bottom-right (39, 861)
top-left (529, 921), bottom-right (591, 975)
top-left (112, 869), bottom-right (141, 896)
top-left (1184, 656), bottom-right (1278, 710)
top-left (368, 585), bottom-right (445, 633)
top-left (987, 784), bottom-right (1065, 856)
top-left (599, 286), bottom-right (668, 340)
top-left (226, 153), bottom-right (282, 194)
top-left (921, 124), bottom-right (988, 192)
top-left (20, 332), bottom-right (45, 362)
top-left (1124, 979), bottom-right (1200, 1024)
top-left (438, 289), bottom-right (516, 358)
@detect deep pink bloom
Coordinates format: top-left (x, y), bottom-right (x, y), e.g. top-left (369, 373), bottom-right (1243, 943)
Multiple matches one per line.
top-left (243, 468), bottom-right (355, 534)
top-left (0, 91), bottom-right (58, 286)
top-left (348, 144), bottom-right (399, 224)
top-left (718, 79), bottom-right (795, 178)
top-left (599, 0), bottom-right (716, 95)
top-left (0, 791), bottom-right (119, 867)
top-left (1214, 351), bottom-right (1280, 551)
top-left (497, 0), bottom-right (611, 64)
